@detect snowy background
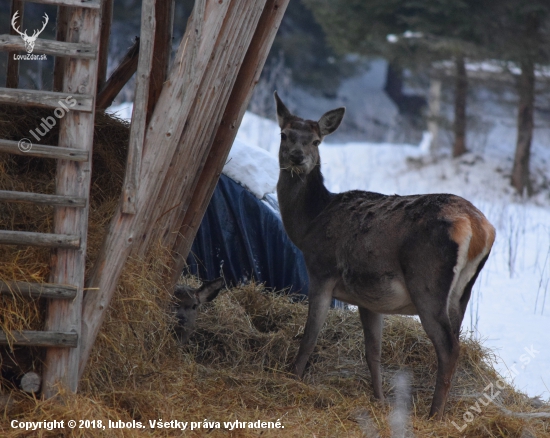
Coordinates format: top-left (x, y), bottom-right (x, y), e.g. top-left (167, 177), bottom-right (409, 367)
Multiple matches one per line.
top-left (109, 102), bottom-right (550, 403)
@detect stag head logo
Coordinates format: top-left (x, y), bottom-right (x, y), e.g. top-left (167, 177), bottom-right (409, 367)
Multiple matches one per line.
top-left (11, 11), bottom-right (49, 54)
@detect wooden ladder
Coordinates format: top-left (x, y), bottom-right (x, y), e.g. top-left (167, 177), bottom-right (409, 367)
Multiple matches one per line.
top-left (0, 0), bottom-right (101, 397)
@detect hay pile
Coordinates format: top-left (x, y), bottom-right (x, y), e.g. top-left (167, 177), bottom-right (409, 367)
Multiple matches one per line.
top-left (1, 105), bottom-right (549, 437)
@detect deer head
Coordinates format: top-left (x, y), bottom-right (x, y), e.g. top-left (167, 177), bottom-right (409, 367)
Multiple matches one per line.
top-left (12, 11), bottom-right (49, 54)
top-left (172, 278), bottom-right (225, 344)
top-left (274, 91), bottom-right (345, 177)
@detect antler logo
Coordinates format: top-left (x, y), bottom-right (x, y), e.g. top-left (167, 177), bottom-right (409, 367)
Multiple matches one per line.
top-left (11, 11), bottom-right (49, 54)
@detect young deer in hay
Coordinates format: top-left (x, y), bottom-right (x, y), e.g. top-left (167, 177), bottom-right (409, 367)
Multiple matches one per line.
top-left (274, 92), bottom-right (495, 419)
top-left (172, 278), bottom-right (225, 344)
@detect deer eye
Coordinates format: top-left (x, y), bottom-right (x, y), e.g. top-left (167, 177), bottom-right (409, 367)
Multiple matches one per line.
top-left (192, 304), bottom-right (198, 310)
top-left (281, 132), bottom-right (287, 141)
top-left (313, 140), bottom-right (320, 147)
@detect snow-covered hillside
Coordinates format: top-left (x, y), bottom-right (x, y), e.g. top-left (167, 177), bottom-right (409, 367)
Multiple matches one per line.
top-left (108, 103), bottom-right (550, 401)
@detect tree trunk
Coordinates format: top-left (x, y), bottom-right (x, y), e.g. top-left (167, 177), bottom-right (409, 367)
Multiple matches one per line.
top-left (453, 56), bottom-right (468, 157)
top-left (511, 60), bottom-right (535, 195)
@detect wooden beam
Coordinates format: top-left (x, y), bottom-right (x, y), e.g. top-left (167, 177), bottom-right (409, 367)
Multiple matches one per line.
top-left (0, 230), bottom-right (80, 248)
top-left (134, 0), bottom-right (267, 258)
top-left (0, 35), bottom-right (97, 59)
top-left (97, 0), bottom-right (114, 91)
top-left (0, 138), bottom-right (89, 161)
top-left (0, 331), bottom-right (78, 348)
top-left (0, 88), bottom-right (93, 112)
top-left (43, 5), bottom-right (101, 397)
top-left (53, 7), bottom-right (69, 92)
top-left (146, 0), bottom-right (175, 124)
top-left (80, 0), bottom-right (229, 379)
top-left (6, 0), bottom-right (24, 89)
top-left (96, 38), bottom-right (139, 110)
top-left (0, 281), bottom-right (77, 299)
top-left (170, 0), bottom-right (291, 284)
top-left (28, 0), bottom-right (100, 8)
top-left (0, 190), bottom-right (86, 207)
top-left (121, 0), bottom-right (156, 214)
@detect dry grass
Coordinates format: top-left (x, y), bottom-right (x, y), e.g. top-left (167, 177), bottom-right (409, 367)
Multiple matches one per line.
top-left (1, 105), bottom-right (549, 437)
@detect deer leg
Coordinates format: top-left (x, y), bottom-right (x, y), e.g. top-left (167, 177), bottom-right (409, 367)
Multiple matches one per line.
top-left (358, 307), bottom-right (384, 400)
top-left (417, 312), bottom-right (460, 420)
top-left (292, 277), bottom-right (335, 378)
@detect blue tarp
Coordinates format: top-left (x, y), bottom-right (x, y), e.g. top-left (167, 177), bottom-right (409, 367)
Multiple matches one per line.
top-left (186, 174), bottom-right (309, 296)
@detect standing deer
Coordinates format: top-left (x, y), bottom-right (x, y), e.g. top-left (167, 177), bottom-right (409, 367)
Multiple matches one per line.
top-left (274, 91), bottom-right (495, 419)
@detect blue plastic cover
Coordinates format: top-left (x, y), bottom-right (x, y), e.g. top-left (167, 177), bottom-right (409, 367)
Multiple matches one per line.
top-left (186, 174), bottom-right (309, 296)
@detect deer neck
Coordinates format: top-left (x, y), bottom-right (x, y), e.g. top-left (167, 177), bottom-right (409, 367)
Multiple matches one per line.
top-left (277, 165), bottom-right (332, 247)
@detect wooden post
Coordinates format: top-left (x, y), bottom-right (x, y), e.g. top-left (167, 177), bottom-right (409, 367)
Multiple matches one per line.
top-left (97, 0), bottom-right (114, 92)
top-left (52, 7), bottom-right (70, 92)
top-left (80, 0), bottom-right (225, 378)
top-left (42, 6), bottom-right (100, 398)
top-left (169, 0), bottom-right (291, 284)
top-left (121, 0), bottom-right (156, 214)
top-left (6, 0), bottom-right (24, 88)
top-left (133, 0), bottom-right (267, 258)
top-left (146, 0), bottom-right (174, 124)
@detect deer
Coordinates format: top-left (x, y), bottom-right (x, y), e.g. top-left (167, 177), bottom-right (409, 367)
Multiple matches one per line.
top-left (172, 278), bottom-right (225, 344)
top-left (273, 91), bottom-right (495, 419)
top-left (11, 11), bottom-right (49, 54)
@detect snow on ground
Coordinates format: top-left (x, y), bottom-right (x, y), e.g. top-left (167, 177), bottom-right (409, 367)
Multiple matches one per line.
top-left (109, 103), bottom-right (550, 401)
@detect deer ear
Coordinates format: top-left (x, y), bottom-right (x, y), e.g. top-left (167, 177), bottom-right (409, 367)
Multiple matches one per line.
top-left (274, 91), bottom-right (292, 128)
top-left (196, 277), bottom-right (224, 304)
top-left (318, 107), bottom-right (345, 136)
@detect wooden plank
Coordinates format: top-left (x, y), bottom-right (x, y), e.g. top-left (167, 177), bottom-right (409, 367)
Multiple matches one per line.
top-left (0, 230), bottom-right (80, 248)
top-left (27, 0), bottom-right (100, 9)
top-left (53, 7), bottom-right (70, 92)
top-left (0, 138), bottom-right (89, 161)
top-left (135, 0), bottom-right (267, 258)
top-left (80, 0), bottom-right (229, 379)
top-left (6, 0), bottom-right (24, 89)
top-left (96, 38), bottom-right (139, 110)
top-left (170, 0), bottom-right (291, 284)
top-left (146, 0), bottom-right (175, 124)
top-left (0, 88), bottom-right (93, 112)
top-left (0, 190), bottom-right (86, 207)
top-left (97, 0), bottom-right (114, 91)
top-left (0, 331), bottom-right (78, 348)
top-left (0, 35), bottom-right (97, 59)
top-left (43, 5), bottom-right (101, 398)
top-left (121, 0), bottom-right (156, 214)
top-left (0, 281), bottom-right (77, 299)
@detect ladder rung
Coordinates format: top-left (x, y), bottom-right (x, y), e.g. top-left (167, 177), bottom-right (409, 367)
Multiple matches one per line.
top-left (25, 0), bottom-right (100, 9)
top-left (0, 190), bottom-right (86, 207)
top-left (0, 230), bottom-right (80, 249)
top-left (0, 35), bottom-right (97, 59)
top-left (0, 331), bottom-right (78, 348)
top-left (0, 281), bottom-right (77, 299)
top-left (0, 139), bottom-right (88, 161)
top-left (0, 88), bottom-right (93, 112)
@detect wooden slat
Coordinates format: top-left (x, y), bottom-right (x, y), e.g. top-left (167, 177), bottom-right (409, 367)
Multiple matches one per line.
top-left (0, 331), bottom-right (78, 348)
top-left (171, 0), bottom-right (291, 283)
top-left (0, 88), bottom-right (93, 112)
top-left (121, 0), bottom-right (156, 214)
top-left (0, 190), bottom-right (86, 207)
top-left (0, 230), bottom-right (80, 248)
top-left (0, 281), bottom-right (77, 299)
top-left (0, 138), bottom-right (89, 161)
top-left (26, 0), bottom-right (100, 9)
top-left (0, 35), bottom-right (97, 59)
